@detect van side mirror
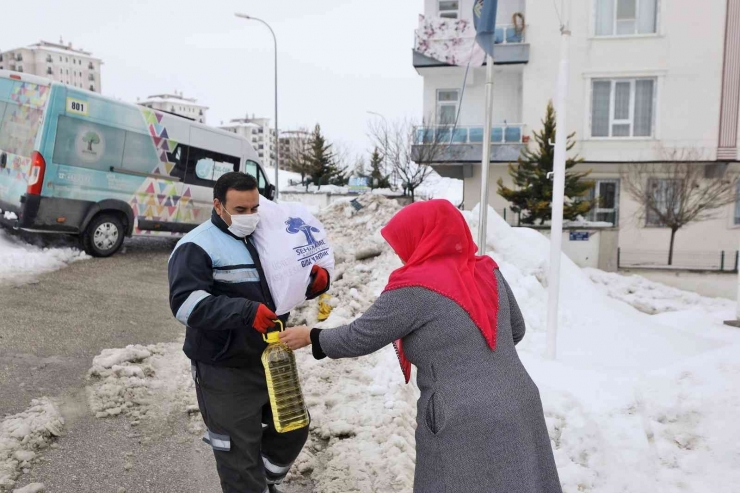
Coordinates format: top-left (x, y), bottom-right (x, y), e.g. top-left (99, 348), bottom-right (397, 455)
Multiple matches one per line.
top-left (0, 152), bottom-right (6, 169)
top-left (266, 184), bottom-right (276, 201)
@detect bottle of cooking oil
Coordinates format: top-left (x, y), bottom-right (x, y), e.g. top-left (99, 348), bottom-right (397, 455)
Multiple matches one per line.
top-left (262, 320), bottom-right (309, 433)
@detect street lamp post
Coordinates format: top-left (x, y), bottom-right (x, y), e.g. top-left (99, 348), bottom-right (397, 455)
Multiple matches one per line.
top-left (235, 13), bottom-right (280, 201)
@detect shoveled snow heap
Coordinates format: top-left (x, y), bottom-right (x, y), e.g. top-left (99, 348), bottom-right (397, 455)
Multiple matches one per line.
top-left (0, 399), bottom-right (63, 491)
top-left (85, 194), bottom-right (740, 492)
top-left (0, 230), bottom-right (87, 286)
top-left (86, 342), bottom-right (202, 433)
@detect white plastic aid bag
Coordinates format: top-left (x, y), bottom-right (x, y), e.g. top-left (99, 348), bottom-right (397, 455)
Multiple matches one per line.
top-left (251, 195), bottom-right (335, 315)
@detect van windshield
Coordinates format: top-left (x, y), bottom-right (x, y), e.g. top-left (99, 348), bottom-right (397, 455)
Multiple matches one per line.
top-left (0, 81), bottom-right (50, 158)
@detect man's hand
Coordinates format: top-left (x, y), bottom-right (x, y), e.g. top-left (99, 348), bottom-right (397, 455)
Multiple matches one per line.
top-left (280, 326), bottom-right (312, 351)
top-left (252, 304), bottom-right (277, 334)
top-left (307, 265), bottom-right (329, 297)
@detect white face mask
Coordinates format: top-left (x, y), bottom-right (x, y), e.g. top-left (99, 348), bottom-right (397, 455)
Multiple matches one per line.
top-left (223, 209), bottom-right (260, 238)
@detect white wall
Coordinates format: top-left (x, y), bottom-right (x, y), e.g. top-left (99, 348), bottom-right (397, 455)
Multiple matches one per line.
top-left (423, 0), bottom-right (524, 22)
top-left (422, 66), bottom-right (523, 125)
top-left (522, 0), bottom-right (727, 162)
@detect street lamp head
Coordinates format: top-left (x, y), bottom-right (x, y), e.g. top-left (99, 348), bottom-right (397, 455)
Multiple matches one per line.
top-left (235, 13), bottom-right (252, 20)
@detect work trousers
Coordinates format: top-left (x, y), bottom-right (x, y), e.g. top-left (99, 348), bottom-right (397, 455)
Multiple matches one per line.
top-left (191, 360), bottom-right (309, 493)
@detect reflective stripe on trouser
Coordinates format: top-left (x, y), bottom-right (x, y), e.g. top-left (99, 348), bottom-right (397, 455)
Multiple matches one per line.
top-left (263, 454), bottom-right (292, 485)
top-left (191, 360), bottom-right (309, 493)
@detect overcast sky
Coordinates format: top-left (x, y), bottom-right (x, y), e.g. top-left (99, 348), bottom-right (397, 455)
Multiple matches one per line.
top-left (4, 0), bottom-right (424, 158)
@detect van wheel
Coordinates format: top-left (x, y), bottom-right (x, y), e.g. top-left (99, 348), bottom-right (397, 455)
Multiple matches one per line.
top-left (82, 214), bottom-right (125, 257)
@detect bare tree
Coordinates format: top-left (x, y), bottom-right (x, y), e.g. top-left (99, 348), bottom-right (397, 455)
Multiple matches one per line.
top-left (368, 117), bottom-right (454, 201)
top-left (621, 147), bottom-right (739, 265)
top-left (280, 128), bottom-right (312, 185)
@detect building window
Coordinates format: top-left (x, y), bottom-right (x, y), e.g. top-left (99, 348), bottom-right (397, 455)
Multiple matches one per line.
top-left (89, 62), bottom-right (94, 69)
top-left (47, 67), bottom-right (53, 75)
top-left (591, 78), bottom-right (655, 138)
top-left (646, 178), bottom-right (680, 227)
top-left (89, 85), bottom-right (95, 91)
top-left (735, 181), bottom-right (740, 225)
top-left (0, 54), bottom-right (3, 62)
top-left (595, 0), bottom-right (657, 36)
top-left (436, 89), bottom-right (460, 125)
top-left (587, 179), bottom-right (620, 225)
top-left (46, 55), bottom-right (53, 62)
top-left (89, 73), bottom-right (95, 81)
top-left (17, 66), bottom-right (23, 73)
top-left (15, 54), bottom-right (22, 62)
top-left (438, 0), bottom-right (459, 19)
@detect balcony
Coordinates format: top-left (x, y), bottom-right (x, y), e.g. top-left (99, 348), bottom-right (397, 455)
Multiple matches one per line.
top-left (412, 124), bottom-right (527, 164)
top-left (414, 21), bottom-right (529, 69)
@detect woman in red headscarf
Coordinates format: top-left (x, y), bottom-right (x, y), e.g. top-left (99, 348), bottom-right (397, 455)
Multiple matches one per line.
top-left (281, 200), bottom-right (562, 493)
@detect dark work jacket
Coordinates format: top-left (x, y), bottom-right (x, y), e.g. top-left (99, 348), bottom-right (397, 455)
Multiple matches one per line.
top-left (168, 210), bottom-right (287, 367)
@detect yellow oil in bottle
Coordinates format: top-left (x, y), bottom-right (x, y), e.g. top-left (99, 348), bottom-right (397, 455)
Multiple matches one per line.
top-left (261, 322), bottom-right (309, 433)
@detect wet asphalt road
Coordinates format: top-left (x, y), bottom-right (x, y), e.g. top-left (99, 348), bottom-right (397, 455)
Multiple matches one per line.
top-left (1, 237), bottom-right (313, 493)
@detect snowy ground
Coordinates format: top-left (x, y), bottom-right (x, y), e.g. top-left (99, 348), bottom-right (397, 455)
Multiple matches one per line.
top-left (0, 231), bottom-right (87, 490)
top-left (0, 230), bottom-right (87, 286)
top-left (29, 194), bottom-right (739, 492)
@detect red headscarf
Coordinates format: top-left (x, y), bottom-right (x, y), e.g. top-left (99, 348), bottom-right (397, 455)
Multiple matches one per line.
top-left (381, 200), bottom-right (499, 383)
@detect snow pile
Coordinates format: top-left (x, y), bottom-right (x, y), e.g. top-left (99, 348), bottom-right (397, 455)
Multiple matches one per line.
top-left (586, 268), bottom-right (734, 315)
top-left (0, 231), bottom-right (87, 285)
top-left (415, 173), bottom-right (464, 206)
top-left (86, 343), bottom-right (201, 432)
top-left (263, 166), bottom-right (303, 190)
top-left (0, 399), bottom-right (63, 491)
top-left (289, 195), bottom-right (417, 492)
top-left (291, 200), bottom-right (739, 492)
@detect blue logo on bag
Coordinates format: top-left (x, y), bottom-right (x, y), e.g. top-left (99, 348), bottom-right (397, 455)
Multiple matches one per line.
top-left (286, 217), bottom-right (321, 247)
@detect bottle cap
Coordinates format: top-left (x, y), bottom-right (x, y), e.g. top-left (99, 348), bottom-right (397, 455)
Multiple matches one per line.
top-left (263, 319), bottom-right (284, 344)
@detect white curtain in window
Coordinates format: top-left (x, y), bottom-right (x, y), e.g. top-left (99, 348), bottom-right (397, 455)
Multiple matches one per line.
top-left (638, 0), bottom-right (658, 34)
top-left (595, 0), bottom-right (615, 35)
top-left (634, 79), bottom-right (654, 136)
top-left (592, 81), bottom-right (611, 136)
top-left (735, 181), bottom-right (740, 224)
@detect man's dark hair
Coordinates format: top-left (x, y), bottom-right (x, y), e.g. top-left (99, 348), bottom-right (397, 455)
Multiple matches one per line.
top-left (213, 172), bottom-right (258, 204)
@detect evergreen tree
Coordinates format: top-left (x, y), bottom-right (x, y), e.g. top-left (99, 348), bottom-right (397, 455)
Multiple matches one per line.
top-left (497, 101), bottom-right (595, 225)
top-left (368, 148), bottom-right (391, 189)
top-left (307, 124), bottom-right (343, 189)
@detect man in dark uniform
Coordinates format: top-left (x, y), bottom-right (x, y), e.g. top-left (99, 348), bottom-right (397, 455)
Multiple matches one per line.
top-left (168, 172), bottom-right (329, 493)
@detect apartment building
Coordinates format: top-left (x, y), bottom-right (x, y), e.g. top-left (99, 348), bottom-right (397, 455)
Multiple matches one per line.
top-left (0, 39), bottom-right (102, 92)
top-left (138, 92), bottom-right (208, 124)
top-left (220, 115), bottom-right (277, 169)
top-left (413, 0), bottom-right (740, 263)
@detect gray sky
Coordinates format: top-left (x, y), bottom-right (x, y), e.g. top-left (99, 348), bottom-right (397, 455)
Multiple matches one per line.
top-left (4, 0), bottom-right (423, 158)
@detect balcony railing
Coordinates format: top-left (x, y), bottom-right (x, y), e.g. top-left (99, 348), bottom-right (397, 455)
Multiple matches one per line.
top-left (414, 124), bottom-right (527, 145)
top-left (495, 24), bottom-right (525, 45)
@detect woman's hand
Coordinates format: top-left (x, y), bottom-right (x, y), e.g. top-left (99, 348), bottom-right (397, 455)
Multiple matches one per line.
top-left (280, 326), bottom-right (312, 351)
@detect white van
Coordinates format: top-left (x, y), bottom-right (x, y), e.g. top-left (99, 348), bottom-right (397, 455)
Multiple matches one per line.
top-left (0, 70), bottom-right (274, 256)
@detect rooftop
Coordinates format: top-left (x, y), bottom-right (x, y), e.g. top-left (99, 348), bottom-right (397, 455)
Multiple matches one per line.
top-left (20, 40), bottom-right (101, 60)
top-left (140, 93), bottom-right (209, 109)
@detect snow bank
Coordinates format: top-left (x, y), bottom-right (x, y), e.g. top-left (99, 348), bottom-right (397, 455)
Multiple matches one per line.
top-left (586, 268), bottom-right (734, 315)
top-left (86, 343), bottom-right (201, 433)
top-left (291, 199), bottom-right (740, 492)
top-left (0, 231), bottom-right (87, 285)
top-left (0, 399), bottom-right (63, 491)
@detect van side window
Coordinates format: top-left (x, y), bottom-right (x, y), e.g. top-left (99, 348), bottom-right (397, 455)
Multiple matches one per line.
top-left (183, 146), bottom-right (239, 188)
top-left (53, 115), bottom-right (125, 170)
top-left (244, 159), bottom-right (267, 194)
top-left (122, 131), bottom-right (163, 174)
top-left (166, 144), bottom-right (188, 181)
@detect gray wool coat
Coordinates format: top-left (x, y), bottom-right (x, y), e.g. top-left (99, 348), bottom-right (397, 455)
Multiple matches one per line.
top-left (317, 269), bottom-right (563, 493)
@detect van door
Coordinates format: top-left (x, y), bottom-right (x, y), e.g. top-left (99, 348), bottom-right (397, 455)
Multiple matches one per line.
top-left (178, 128), bottom-right (241, 226)
top-left (120, 129), bottom-right (185, 234)
top-left (0, 78), bottom-right (51, 213)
